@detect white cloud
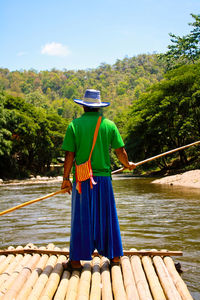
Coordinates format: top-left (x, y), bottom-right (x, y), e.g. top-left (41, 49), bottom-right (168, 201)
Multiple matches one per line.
top-left (41, 42), bottom-right (70, 57)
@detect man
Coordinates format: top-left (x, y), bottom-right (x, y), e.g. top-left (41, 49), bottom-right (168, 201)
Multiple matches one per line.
top-left (61, 89), bottom-right (135, 269)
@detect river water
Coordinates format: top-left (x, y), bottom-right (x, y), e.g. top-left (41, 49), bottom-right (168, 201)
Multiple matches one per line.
top-left (0, 177), bottom-right (199, 299)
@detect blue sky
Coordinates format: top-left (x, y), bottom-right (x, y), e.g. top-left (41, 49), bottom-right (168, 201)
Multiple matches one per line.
top-left (1, 0), bottom-right (200, 71)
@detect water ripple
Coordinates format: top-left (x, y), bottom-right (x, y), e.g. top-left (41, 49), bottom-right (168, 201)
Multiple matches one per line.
top-left (0, 179), bottom-right (199, 298)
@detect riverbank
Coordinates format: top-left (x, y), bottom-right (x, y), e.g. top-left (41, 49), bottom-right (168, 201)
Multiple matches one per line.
top-left (152, 169), bottom-right (200, 189)
top-left (1, 169), bottom-right (200, 188)
top-left (0, 176), bottom-right (63, 186)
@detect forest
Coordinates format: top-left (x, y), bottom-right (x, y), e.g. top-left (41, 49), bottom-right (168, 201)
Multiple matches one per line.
top-left (0, 14), bottom-right (200, 179)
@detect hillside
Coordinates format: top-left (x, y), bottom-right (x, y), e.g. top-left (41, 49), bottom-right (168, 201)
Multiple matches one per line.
top-left (0, 54), bottom-right (165, 121)
top-left (1, 54), bottom-right (200, 179)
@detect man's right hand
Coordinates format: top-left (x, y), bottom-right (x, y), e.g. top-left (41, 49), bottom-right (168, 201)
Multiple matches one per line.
top-left (128, 162), bottom-right (136, 170)
top-left (115, 147), bottom-right (137, 171)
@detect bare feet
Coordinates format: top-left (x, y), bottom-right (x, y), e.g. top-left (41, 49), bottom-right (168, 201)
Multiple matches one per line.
top-left (71, 260), bottom-right (82, 268)
top-left (62, 260), bottom-right (82, 271)
top-left (111, 256), bottom-right (120, 263)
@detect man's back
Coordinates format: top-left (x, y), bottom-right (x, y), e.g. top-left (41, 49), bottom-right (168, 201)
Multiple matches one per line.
top-left (62, 111), bottom-right (124, 176)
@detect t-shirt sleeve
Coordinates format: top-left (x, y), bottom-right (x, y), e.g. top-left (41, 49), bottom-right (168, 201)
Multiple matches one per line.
top-left (111, 123), bottom-right (125, 149)
top-left (61, 122), bottom-right (76, 152)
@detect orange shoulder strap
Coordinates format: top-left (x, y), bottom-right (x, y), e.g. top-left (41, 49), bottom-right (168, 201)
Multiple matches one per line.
top-left (88, 116), bottom-right (102, 160)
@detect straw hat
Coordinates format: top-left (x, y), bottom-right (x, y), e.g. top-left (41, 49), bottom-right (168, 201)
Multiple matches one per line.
top-left (74, 89), bottom-right (110, 107)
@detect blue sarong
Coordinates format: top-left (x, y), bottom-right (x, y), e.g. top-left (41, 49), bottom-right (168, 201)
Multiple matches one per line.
top-left (69, 176), bottom-right (123, 261)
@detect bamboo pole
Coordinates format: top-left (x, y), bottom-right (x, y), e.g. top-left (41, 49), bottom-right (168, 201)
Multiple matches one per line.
top-left (0, 188), bottom-right (68, 217)
top-left (130, 249), bottom-right (153, 300)
top-left (90, 256), bottom-right (101, 300)
top-left (111, 260), bottom-right (127, 300)
top-left (142, 255), bottom-right (166, 300)
top-left (164, 256), bottom-right (193, 300)
top-left (153, 255), bottom-right (182, 300)
top-left (65, 270), bottom-right (81, 300)
top-left (16, 247), bottom-right (50, 300)
top-left (112, 140), bottom-right (200, 175)
top-left (27, 246), bottom-right (59, 300)
top-left (40, 251), bottom-right (67, 300)
top-left (101, 257), bottom-right (113, 300)
top-left (120, 256), bottom-right (140, 300)
top-left (0, 248), bottom-right (183, 257)
top-left (53, 270), bottom-right (71, 300)
top-left (0, 140), bottom-right (199, 217)
top-left (76, 261), bottom-right (92, 300)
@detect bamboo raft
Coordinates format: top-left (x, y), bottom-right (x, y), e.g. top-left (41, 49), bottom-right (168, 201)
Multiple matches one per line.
top-left (0, 244), bottom-right (193, 300)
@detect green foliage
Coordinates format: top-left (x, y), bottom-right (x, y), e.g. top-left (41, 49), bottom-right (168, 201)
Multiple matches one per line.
top-left (160, 14), bottom-right (200, 69)
top-left (0, 93), bottom-right (68, 179)
top-left (0, 94), bottom-right (12, 157)
top-left (125, 63), bottom-right (200, 168)
top-left (0, 54), bottom-right (165, 121)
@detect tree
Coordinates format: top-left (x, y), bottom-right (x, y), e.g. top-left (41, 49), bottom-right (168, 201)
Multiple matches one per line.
top-left (0, 94), bottom-right (67, 178)
top-left (160, 14), bottom-right (200, 69)
top-left (0, 94), bottom-right (12, 158)
top-left (125, 63), bottom-right (200, 168)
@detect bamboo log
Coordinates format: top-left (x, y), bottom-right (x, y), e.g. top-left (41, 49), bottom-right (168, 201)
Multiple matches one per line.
top-left (164, 256), bottom-right (193, 300)
top-left (0, 247), bottom-right (15, 275)
top-left (0, 248), bottom-right (183, 257)
top-left (65, 270), bottom-right (81, 300)
top-left (40, 251), bottom-right (67, 300)
top-left (130, 250), bottom-right (153, 300)
top-left (90, 256), bottom-right (101, 300)
top-left (0, 244), bottom-right (34, 299)
top-left (0, 246), bottom-right (23, 287)
top-left (0, 254), bottom-right (32, 299)
top-left (0, 256), bottom-right (6, 266)
top-left (76, 261), bottom-right (92, 300)
top-left (0, 188), bottom-right (68, 217)
top-left (53, 270), bottom-right (71, 300)
top-left (112, 140), bottom-right (200, 175)
top-left (2, 253), bottom-right (40, 300)
top-left (0, 253), bottom-right (23, 290)
top-left (153, 256), bottom-right (182, 300)
top-left (27, 246), bottom-right (59, 300)
top-left (16, 245), bottom-right (54, 300)
top-left (142, 255), bottom-right (166, 300)
top-left (101, 257), bottom-right (113, 300)
top-left (111, 260), bottom-right (127, 300)
top-left (120, 256), bottom-right (140, 300)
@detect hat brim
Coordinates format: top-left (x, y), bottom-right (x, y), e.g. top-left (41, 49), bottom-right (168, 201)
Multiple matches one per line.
top-left (74, 99), bottom-right (110, 107)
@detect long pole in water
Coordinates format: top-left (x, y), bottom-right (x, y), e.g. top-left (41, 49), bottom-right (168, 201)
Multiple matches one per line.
top-left (111, 140), bottom-right (200, 175)
top-left (1, 140), bottom-right (200, 216)
top-left (0, 189), bottom-right (67, 217)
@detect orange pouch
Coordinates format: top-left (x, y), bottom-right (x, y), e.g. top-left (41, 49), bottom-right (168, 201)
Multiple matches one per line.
top-left (75, 160), bottom-right (95, 193)
top-left (75, 160), bottom-right (92, 182)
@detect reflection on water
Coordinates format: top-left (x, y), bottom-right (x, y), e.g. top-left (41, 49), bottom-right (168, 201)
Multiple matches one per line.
top-left (0, 177), bottom-right (199, 299)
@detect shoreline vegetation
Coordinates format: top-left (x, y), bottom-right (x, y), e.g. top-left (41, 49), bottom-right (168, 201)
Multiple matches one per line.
top-left (1, 169), bottom-right (200, 189)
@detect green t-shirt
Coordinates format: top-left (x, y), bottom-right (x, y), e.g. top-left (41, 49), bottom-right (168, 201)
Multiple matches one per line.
top-left (62, 112), bottom-right (124, 177)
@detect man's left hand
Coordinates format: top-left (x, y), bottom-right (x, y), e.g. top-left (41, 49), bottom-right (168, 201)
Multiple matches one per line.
top-left (61, 180), bottom-right (72, 194)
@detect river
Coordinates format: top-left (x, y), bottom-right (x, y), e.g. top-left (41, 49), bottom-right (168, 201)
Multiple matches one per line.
top-left (0, 177), bottom-right (199, 299)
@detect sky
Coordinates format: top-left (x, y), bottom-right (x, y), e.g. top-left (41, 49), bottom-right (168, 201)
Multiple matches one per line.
top-left (1, 0), bottom-right (200, 72)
